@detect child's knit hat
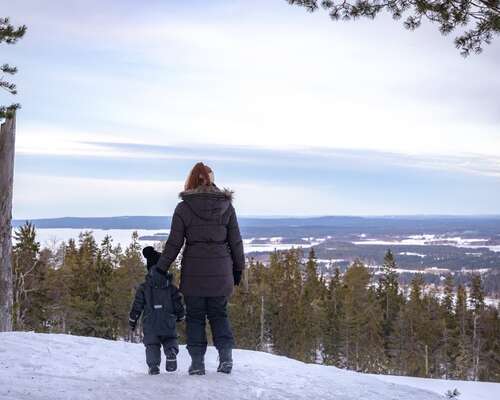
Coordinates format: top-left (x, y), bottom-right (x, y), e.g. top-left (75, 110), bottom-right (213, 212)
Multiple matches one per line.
top-left (142, 246), bottom-right (161, 270)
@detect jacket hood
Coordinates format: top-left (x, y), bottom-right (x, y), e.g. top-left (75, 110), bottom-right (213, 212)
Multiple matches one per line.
top-left (179, 185), bottom-right (233, 221)
top-left (145, 271), bottom-right (173, 289)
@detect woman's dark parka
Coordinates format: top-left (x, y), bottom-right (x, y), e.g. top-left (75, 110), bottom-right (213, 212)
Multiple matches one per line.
top-left (155, 185), bottom-right (245, 297)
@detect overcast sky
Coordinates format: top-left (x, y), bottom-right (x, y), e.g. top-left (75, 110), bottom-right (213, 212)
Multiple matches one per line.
top-left (4, 0), bottom-right (500, 218)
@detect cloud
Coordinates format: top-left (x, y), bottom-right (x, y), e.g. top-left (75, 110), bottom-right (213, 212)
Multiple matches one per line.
top-left (7, 0), bottom-right (500, 158)
top-left (13, 174), bottom-right (184, 219)
top-left (6, 0), bottom-right (500, 217)
top-left (18, 137), bottom-right (500, 179)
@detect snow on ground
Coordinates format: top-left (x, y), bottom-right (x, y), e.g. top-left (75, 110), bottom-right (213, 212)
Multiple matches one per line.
top-left (0, 332), bottom-right (452, 400)
top-left (371, 373), bottom-right (500, 400)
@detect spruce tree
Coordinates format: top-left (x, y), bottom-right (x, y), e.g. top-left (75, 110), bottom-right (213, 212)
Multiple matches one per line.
top-left (229, 259), bottom-right (265, 350)
top-left (397, 274), bottom-right (429, 376)
top-left (441, 274), bottom-right (458, 379)
top-left (377, 249), bottom-right (402, 369)
top-left (110, 232), bottom-right (145, 340)
top-left (342, 260), bottom-right (385, 371)
top-left (301, 248), bottom-right (322, 362)
top-left (11, 222), bottom-right (49, 331)
top-left (469, 274), bottom-right (485, 380)
top-left (267, 249), bottom-right (306, 360)
top-left (321, 267), bottom-right (344, 365)
top-left (454, 284), bottom-right (472, 379)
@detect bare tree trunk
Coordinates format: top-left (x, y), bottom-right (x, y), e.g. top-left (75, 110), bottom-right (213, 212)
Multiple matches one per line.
top-left (260, 295), bottom-right (265, 351)
top-left (473, 314), bottom-right (479, 381)
top-left (425, 344), bottom-right (429, 377)
top-left (0, 115), bottom-right (16, 332)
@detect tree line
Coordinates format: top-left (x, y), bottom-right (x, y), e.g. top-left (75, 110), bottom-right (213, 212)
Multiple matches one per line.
top-left (12, 222), bottom-right (500, 382)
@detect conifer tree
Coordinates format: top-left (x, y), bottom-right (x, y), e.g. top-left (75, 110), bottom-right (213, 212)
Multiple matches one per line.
top-left (267, 249), bottom-right (306, 360)
top-left (441, 274), bottom-right (458, 378)
top-left (454, 284), bottom-right (472, 379)
top-left (396, 274), bottom-right (429, 376)
top-left (301, 248), bottom-right (322, 362)
top-left (0, 20), bottom-right (27, 332)
top-left (342, 260), bottom-right (385, 371)
top-left (110, 232), bottom-right (145, 340)
top-left (12, 222), bottom-right (48, 331)
top-left (469, 274), bottom-right (485, 380)
top-left (229, 259), bottom-right (266, 350)
top-left (321, 267), bottom-right (344, 365)
top-left (92, 236), bottom-right (116, 339)
top-left (377, 249), bottom-right (403, 368)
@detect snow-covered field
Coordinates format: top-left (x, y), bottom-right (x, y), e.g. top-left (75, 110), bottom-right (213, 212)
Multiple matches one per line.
top-left (353, 234), bottom-right (500, 252)
top-left (3, 333), bottom-right (493, 400)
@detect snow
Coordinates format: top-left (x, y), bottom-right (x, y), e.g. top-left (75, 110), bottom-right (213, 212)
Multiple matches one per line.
top-left (371, 373), bottom-right (500, 400)
top-left (19, 228), bottom-right (170, 249)
top-left (0, 332), bottom-right (461, 400)
top-left (244, 237), bottom-right (322, 253)
top-left (354, 234), bottom-right (500, 253)
top-left (399, 252), bottom-right (426, 258)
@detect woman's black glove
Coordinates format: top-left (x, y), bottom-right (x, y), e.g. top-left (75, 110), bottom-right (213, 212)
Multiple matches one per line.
top-left (233, 270), bottom-right (242, 286)
top-left (149, 265), bottom-right (166, 287)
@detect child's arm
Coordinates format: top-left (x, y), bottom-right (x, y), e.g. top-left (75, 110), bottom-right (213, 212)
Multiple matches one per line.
top-left (172, 286), bottom-right (185, 322)
top-left (129, 284), bottom-right (146, 330)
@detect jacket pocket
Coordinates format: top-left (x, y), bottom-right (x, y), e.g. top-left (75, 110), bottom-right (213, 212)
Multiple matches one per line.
top-left (151, 306), bottom-right (176, 334)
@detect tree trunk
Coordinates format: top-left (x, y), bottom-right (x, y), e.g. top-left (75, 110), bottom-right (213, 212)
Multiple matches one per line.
top-left (260, 295), bottom-right (265, 351)
top-left (425, 344), bottom-right (429, 377)
top-left (0, 115), bottom-right (16, 332)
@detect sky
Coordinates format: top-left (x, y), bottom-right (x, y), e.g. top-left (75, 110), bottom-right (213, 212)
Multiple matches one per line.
top-left (3, 0), bottom-right (500, 218)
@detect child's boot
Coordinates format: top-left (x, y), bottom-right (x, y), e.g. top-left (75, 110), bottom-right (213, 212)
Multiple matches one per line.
top-left (148, 365), bottom-right (160, 375)
top-left (188, 355), bottom-right (205, 375)
top-left (165, 349), bottom-right (177, 372)
top-left (217, 348), bottom-right (233, 374)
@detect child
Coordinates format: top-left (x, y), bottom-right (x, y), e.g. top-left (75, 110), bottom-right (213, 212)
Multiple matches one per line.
top-left (129, 246), bottom-right (185, 375)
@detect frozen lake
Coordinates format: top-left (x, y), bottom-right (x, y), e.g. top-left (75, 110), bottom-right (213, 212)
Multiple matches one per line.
top-left (16, 228), bottom-right (316, 254)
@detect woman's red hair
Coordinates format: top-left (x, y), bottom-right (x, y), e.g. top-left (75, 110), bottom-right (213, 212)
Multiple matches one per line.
top-left (184, 162), bottom-right (213, 191)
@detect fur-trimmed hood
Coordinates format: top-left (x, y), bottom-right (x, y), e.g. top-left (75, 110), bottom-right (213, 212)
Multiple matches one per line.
top-left (179, 184), bottom-right (233, 201)
top-left (179, 185), bottom-right (233, 221)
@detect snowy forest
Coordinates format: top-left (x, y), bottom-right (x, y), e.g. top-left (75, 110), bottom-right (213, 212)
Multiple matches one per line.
top-left (11, 222), bottom-right (500, 383)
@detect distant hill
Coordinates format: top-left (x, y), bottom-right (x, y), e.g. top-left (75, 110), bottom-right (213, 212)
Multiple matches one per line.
top-left (12, 215), bottom-right (500, 237)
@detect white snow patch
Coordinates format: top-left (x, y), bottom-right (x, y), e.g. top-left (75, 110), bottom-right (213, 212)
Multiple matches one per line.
top-left (0, 332), bottom-right (451, 400)
top-left (399, 252), bottom-right (426, 258)
top-left (371, 373), bottom-right (500, 400)
top-left (354, 234), bottom-right (500, 252)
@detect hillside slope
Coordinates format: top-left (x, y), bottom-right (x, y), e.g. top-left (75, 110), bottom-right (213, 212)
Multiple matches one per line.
top-left (0, 332), bottom-right (490, 400)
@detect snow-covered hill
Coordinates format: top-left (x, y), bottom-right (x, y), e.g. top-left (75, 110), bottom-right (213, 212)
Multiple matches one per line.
top-left (0, 333), bottom-right (497, 400)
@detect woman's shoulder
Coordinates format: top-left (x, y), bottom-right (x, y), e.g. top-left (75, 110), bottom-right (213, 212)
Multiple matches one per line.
top-left (173, 200), bottom-right (189, 213)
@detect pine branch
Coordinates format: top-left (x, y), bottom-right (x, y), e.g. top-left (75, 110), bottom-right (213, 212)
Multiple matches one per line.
top-left (0, 17), bottom-right (27, 44)
top-left (1, 64), bottom-right (17, 75)
top-left (287, 0), bottom-right (500, 55)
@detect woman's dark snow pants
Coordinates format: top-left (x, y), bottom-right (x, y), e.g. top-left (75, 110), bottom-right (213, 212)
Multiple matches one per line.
top-left (184, 296), bottom-right (234, 357)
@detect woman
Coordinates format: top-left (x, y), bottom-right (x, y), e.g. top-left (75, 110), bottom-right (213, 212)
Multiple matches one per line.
top-left (151, 162), bottom-right (245, 375)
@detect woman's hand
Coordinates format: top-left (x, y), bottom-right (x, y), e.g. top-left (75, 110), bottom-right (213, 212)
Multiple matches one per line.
top-left (233, 270), bottom-right (242, 286)
top-left (149, 265), bottom-right (166, 287)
